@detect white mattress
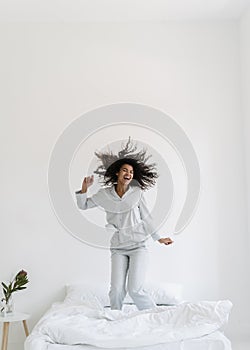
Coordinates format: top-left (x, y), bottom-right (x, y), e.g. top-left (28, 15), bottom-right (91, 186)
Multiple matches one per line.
top-left (45, 331), bottom-right (231, 350)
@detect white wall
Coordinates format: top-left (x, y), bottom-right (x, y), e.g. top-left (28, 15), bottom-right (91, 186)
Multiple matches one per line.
top-left (0, 20), bottom-right (249, 346)
top-left (239, 6), bottom-right (250, 341)
top-left (240, 5), bottom-right (250, 255)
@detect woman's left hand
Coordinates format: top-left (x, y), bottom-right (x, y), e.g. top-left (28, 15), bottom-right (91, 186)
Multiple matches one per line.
top-left (158, 237), bottom-right (174, 245)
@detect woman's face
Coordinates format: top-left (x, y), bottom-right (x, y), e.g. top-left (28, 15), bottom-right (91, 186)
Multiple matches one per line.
top-left (116, 163), bottom-right (134, 186)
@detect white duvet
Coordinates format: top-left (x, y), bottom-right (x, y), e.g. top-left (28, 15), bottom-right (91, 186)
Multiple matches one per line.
top-left (25, 300), bottom-right (232, 350)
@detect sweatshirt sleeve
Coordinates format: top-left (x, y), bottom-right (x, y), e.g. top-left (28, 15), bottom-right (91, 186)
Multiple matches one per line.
top-left (138, 192), bottom-right (162, 241)
top-left (75, 190), bottom-right (100, 210)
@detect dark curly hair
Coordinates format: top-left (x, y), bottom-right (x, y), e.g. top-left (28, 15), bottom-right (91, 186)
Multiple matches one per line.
top-left (94, 137), bottom-right (158, 190)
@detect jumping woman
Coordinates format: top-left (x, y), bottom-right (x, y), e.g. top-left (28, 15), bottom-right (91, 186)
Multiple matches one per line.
top-left (75, 138), bottom-right (173, 311)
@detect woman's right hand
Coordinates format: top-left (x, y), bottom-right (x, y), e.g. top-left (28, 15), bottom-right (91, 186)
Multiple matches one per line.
top-left (81, 175), bottom-right (94, 193)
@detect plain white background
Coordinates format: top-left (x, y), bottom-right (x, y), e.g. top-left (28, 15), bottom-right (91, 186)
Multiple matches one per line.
top-left (1, 4), bottom-right (250, 349)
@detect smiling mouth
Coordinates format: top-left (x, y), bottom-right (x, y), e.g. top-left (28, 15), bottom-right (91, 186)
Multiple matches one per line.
top-left (124, 177), bottom-right (131, 180)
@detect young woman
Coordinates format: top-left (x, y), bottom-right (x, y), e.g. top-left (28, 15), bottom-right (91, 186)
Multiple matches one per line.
top-left (75, 141), bottom-right (173, 311)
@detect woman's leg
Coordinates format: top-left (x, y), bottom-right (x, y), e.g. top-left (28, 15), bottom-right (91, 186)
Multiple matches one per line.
top-left (127, 248), bottom-right (156, 310)
top-left (109, 251), bottom-right (129, 310)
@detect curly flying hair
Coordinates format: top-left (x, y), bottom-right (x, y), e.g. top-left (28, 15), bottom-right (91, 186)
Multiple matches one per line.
top-left (93, 137), bottom-right (158, 190)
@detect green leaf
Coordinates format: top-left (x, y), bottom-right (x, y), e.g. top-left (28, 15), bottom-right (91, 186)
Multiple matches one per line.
top-left (1, 282), bottom-right (8, 290)
top-left (19, 282), bottom-right (28, 287)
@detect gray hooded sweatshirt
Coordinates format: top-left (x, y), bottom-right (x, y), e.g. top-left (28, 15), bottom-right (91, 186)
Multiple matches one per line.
top-left (75, 185), bottom-right (161, 249)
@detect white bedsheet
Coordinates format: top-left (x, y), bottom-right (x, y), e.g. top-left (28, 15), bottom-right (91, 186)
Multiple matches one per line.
top-left (44, 331), bottom-right (231, 350)
top-left (25, 300), bottom-right (232, 350)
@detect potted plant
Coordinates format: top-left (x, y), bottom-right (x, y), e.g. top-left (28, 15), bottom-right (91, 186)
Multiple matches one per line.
top-left (1, 270), bottom-right (29, 316)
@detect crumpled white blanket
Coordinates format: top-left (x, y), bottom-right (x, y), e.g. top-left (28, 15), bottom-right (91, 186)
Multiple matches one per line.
top-left (25, 300), bottom-right (232, 349)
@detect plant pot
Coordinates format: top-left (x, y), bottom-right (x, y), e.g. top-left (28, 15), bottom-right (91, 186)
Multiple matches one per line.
top-left (0, 296), bottom-right (14, 317)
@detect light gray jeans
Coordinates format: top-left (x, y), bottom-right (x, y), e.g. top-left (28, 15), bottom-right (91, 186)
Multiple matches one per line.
top-left (109, 246), bottom-right (156, 310)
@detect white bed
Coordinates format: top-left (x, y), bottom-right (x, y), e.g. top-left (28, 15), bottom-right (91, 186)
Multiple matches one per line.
top-left (25, 283), bottom-right (232, 350)
top-left (27, 330), bottom-right (231, 350)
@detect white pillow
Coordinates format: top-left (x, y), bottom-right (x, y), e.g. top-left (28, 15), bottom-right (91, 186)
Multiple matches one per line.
top-left (65, 281), bottom-right (183, 306)
top-left (65, 282), bottom-right (110, 306)
top-left (124, 281), bottom-right (183, 305)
